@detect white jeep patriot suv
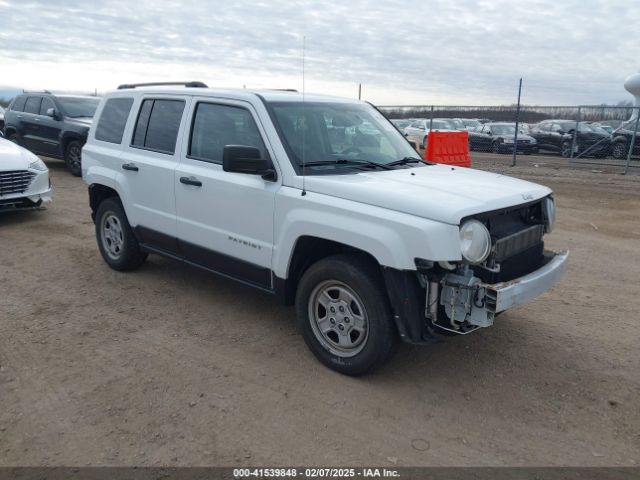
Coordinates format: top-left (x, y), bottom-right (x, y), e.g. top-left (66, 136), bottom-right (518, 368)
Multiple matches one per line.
top-left (83, 81), bottom-right (568, 375)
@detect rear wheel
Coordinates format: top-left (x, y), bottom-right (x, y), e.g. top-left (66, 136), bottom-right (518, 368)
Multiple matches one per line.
top-left (95, 197), bottom-right (147, 271)
top-left (65, 140), bottom-right (83, 177)
top-left (295, 254), bottom-right (396, 376)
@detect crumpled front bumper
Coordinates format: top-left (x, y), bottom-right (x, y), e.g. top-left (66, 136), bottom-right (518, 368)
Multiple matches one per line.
top-left (483, 250), bottom-right (569, 313)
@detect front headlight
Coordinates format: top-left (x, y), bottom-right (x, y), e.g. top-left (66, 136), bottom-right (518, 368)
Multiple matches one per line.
top-left (459, 220), bottom-right (492, 264)
top-left (543, 196), bottom-right (556, 233)
top-left (29, 159), bottom-right (48, 171)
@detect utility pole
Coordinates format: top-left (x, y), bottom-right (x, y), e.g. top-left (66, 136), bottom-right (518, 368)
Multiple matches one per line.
top-left (512, 78), bottom-right (522, 167)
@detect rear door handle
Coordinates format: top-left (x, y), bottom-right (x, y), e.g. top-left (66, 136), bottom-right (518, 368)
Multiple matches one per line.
top-left (180, 176), bottom-right (202, 187)
top-left (122, 163), bottom-right (139, 171)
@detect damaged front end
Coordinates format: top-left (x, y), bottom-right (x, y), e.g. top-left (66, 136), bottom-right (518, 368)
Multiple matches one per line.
top-left (382, 197), bottom-right (568, 342)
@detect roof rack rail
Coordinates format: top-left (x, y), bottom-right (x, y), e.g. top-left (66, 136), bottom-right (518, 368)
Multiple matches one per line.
top-left (270, 89), bottom-right (298, 92)
top-left (22, 89), bottom-right (52, 94)
top-left (117, 81), bottom-right (208, 90)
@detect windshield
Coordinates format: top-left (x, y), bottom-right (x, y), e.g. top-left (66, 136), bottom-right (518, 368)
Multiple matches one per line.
top-left (429, 120), bottom-right (452, 130)
top-left (491, 125), bottom-right (516, 135)
top-left (445, 119), bottom-right (465, 129)
top-left (58, 97), bottom-right (100, 118)
top-left (462, 119), bottom-right (480, 128)
top-left (269, 102), bottom-right (419, 172)
top-left (391, 119), bottom-right (411, 129)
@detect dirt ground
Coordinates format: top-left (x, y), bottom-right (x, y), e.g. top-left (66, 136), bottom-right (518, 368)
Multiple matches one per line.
top-left (0, 153), bottom-right (639, 467)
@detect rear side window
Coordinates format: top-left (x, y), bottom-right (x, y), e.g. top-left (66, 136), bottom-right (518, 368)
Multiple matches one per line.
top-left (189, 103), bottom-right (266, 164)
top-left (131, 99), bottom-right (185, 154)
top-left (24, 97), bottom-right (42, 114)
top-left (11, 96), bottom-right (26, 112)
top-left (95, 97), bottom-right (134, 144)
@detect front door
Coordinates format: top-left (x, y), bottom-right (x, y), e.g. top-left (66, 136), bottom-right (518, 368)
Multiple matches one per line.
top-left (174, 98), bottom-right (279, 289)
top-left (36, 97), bottom-right (63, 157)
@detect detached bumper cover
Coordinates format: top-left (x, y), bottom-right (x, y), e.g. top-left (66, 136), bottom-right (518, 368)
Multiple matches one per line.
top-left (484, 250), bottom-right (569, 313)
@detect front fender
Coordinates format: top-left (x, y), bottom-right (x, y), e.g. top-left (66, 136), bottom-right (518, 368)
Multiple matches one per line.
top-left (272, 187), bottom-right (461, 279)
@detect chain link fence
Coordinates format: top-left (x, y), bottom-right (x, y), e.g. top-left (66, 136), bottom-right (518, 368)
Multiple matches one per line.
top-left (378, 104), bottom-right (639, 174)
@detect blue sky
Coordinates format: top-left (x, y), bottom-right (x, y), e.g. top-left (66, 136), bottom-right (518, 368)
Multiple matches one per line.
top-left (0, 0), bottom-right (637, 105)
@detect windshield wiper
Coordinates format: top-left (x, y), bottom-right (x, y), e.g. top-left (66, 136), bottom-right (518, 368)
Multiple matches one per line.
top-left (386, 156), bottom-right (423, 167)
top-left (302, 159), bottom-right (393, 171)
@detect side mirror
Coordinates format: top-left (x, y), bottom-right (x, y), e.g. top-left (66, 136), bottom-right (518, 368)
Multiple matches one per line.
top-left (486, 131), bottom-right (492, 136)
top-left (46, 107), bottom-right (58, 119)
top-left (223, 145), bottom-right (276, 181)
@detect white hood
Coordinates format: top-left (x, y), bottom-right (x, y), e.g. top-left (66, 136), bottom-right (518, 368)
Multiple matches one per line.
top-left (0, 138), bottom-right (39, 170)
top-left (303, 164), bottom-right (551, 225)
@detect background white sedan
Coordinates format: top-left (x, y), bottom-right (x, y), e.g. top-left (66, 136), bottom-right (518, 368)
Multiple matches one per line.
top-left (0, 138), bottom-right (52, 210)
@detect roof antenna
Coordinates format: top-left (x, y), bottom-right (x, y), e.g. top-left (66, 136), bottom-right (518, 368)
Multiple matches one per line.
top-left (301, 35), bottom-right (307, 197)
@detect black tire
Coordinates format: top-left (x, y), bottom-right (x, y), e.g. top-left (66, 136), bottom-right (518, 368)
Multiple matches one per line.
top-left (295, 254), bottom-right (397, 376)
top-left (421, 136), bottom-right (428, 149)
top-left (561, 141), bottom-right (573, 158)
top-left (611, 142), bottom-right (627, 159)
top-left (491, 141), bottom-right (501, 154)
top-left (65, 140), bottom-right (83, 177)
top-left (95, 197), bottom-right (147, 271)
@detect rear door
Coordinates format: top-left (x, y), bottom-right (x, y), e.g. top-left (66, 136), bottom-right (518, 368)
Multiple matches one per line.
top-left (118, 95), bottom-right (189, 253)
top-left (174, 98), bottom-right (279, 289)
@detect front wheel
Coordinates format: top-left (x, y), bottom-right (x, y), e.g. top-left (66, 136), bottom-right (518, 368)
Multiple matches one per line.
top-left (561, 141), bottom-right (573, 158)
top-left (95, 197), bottom-right (147, 271)
top-left (611, 142), bottom-right (628, 159)
top-left (65, 140), bottom-right (83, 177)
top-left (491, 141), bottom-right (501, 154)
top-left (295, 255), bottom-right (396, 375)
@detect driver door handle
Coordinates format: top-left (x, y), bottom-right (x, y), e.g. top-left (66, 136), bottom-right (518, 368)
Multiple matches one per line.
top-left (122, 163), bottom-right (139, 171)
top-left (180, 176), bottom-right (202, 187)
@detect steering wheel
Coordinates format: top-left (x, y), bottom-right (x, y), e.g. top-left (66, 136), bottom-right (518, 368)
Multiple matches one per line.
top-left (341, 147), bottom-right (362, 156)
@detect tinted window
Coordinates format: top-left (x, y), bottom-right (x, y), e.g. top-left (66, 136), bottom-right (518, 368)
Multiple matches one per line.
top-left (189, 103), bottom-right (266, 163)
top-left (11, 96), bottom-right (26, 112)
top-left (40, 98), bottom-right (55, 115)
top-left (132, 99), bottom-right (184, 154)
top-left (95, 97), bottom-right (134, 144)
top-left (58, 97), bottom-right (100, 118)
top-left (24, 97), bottom-right (42, 114)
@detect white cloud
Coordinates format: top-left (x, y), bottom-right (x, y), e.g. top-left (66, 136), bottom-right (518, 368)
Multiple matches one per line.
top-left (0, 0), bottom-right (637, 105)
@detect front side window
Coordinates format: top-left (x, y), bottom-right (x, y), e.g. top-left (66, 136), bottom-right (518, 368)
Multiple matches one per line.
top-left (268, 101), bottom-right (419, 174)
top-left (132, 99), bottom-right (185, 154)
top-left (95, 97), bottom-right (134, 144)
top-left (40, 98), bottom-right (55, 116)
top-left (189, 103), bottom-right (266, 164)
top-left (24, 97), bottom-right (42, 114)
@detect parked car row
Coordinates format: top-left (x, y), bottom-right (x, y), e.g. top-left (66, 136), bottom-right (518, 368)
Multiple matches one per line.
top-left (2, 91), bottom-right (100, 176)
top-left (391, 114), bottom-right (639, 159)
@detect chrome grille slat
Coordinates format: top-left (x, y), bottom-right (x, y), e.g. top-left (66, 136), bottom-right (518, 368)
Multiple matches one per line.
top-left (0, 170), bottom-right (36, 196)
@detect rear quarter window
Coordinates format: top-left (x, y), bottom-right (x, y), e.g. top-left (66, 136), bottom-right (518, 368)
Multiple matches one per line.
top-left (95, 97), bottom-right (134, 144)
top-left (11, 96), bottom-right (26, 112)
